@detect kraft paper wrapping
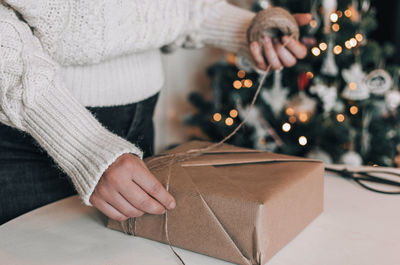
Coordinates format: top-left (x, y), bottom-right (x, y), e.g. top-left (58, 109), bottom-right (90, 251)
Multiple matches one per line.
top-left (108, 141), bottom-right (324, 265)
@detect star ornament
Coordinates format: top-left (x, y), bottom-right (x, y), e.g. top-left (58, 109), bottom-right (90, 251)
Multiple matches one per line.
top-left (310, 83), bottom-right (338, 113)
top-left (261, 85), bottom-right (289, 117)
top-left (341, 63), bottom-right (370, 101)
top-left (261, 70), bottom-right (289, 117)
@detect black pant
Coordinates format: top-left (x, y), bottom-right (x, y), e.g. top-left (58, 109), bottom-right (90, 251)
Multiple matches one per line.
top-left (0, 93), bottom-right (159, 225)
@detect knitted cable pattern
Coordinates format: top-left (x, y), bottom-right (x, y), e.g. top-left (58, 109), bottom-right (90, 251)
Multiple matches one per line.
top-left (5, 0), bottom-right (254, 65)
top-left (0, 4), bottom-right (143, 205)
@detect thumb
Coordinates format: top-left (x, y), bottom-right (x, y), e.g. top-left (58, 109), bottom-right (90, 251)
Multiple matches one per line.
top-left (293, 13), bottom-right (312, 26)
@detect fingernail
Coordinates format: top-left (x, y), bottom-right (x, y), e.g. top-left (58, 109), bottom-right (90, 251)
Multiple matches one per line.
top-left (169, 201), bottom-right (176, 209)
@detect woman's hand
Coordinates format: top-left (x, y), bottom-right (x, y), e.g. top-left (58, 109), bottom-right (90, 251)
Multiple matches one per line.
top-left (249, 13), bottom-right (312, 70)
top-left (90, 154), bottom-right (176, 221)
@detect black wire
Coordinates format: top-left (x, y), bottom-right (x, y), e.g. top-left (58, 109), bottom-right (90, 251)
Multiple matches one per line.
top-left (354, 179), bottom-right (400, 195)
top-left (326, 167), bottom-right (400, 195)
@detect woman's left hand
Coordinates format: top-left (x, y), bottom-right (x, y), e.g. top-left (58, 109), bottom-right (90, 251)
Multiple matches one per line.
top-left (249, 13), bottom-right (312, 71)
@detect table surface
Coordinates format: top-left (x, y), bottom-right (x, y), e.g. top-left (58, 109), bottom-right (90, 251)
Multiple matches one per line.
top-left (1, 170), bottom-right (400, 265)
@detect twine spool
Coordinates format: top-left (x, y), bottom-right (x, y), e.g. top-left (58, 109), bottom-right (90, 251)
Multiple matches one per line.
top-left (247, 7), bottom-right (300, 44)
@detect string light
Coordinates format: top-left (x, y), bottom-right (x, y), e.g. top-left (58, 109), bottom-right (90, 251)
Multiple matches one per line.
top-left (336, 114), bottom-right (345, 122)
top-left (299, 112), bottom-right (309, 123)
top-left (306, 72), bottom-right (314, 79)
top-left (310, 20), bottom-right (318, 28)
top-left (344, 9), bottom-right (352, 17)
top-left (312, 47), bottom-right (321, 56)
top-left (349, 38), bottom-right (357, 47)
top-left (213, 113), bottom-right (222, 122)
top-left (355, 33), bottom-right (364, 42)
top-left (330, 13), bottom-right (339, 23)
top-left (337, 11), bottom-right (343, 18)
top-left (289, 116), bottom-right (297, 123)
top-left (233, 80), bottom-right (242, 89)
top-left (319, 42), bottom-right (328, 51)
top-left (244, 79), bottom-right (253, 88)
top-left (237, 70), bottom-right (246, 79)
top-left (349, 82), bottom-right (357, 90)
top-left (286, 107), bottom-right (295, 116)
top-left (229, 109), bottom-right (238, 118)
top-left (226, 53), bottom-right (237, 65)
top-left (332, 23), bottom-right (340, 32)
top-left (345, 40), bottom-right (352, 49)
top-left (333, 45), bottom-right (343, 55)
top-left (299, 136), bottom-right (308, 146)
top-left (225, 117), bottom-right (234, 126)
top-left (350, 106), bottom-right (359, 115)
top-left (282, 123), bottom-right (291, 132)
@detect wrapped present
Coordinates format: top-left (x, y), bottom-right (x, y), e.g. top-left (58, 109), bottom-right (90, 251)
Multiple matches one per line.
top-left (108, 141), bottom-right (324, 265)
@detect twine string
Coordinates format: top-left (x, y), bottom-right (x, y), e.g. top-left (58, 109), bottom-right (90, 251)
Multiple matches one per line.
top-left (128, 35), bottom-right (295, 265)
top-left (158, 67), bottom-right (271, 265)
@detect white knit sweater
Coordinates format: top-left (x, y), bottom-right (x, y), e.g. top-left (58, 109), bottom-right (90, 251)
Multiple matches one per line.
top-left (0, 0), bottom-right (255, 205)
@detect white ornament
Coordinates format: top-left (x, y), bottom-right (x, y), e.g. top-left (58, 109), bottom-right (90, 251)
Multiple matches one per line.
top-left (365, 69), bottom-right (393, 95)
top-left (286, 91), bottom-right (317, 115)
top-left (322, 0), bottom-right (337, 33)
top-left (333, 100), bottom-right (346, 113)
top-left (322, 0), bottom-right (338, 12)
top-left (261, 70), bottom-right (289, 116)
top-left (340, 151), bottom-right (363, 166)
top-left (321, 40), bottom-right (339, 76)
top-left (306, 148), bottom-right (333, 164)
top-left (385, 90), bottom-right (400, 110)
top-left (341, 63), bottom-right (370, 101)
top-left (308, 1), bottom-right (321, 34)
top-left (361, 0), bottom-right (371, 12)
top-left (236, 104), bottom-right (268, 148)
top-left (310, 83), bottom-right (337, 113)
top-left (333, 100), bottom-right (345, 113)
top-left (257, 0), bottom-right (271, 9)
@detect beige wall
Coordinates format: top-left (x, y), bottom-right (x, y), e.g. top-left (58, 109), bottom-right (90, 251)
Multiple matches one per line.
top-left (154, 48), bottom-right (223, 152)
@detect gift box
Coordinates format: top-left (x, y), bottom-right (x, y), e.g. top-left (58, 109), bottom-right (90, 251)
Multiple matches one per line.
top-left (108, 141), bottom-right (324, 265)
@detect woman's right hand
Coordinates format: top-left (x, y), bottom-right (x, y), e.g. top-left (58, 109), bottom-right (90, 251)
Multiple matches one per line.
top-left (89, 153), bottom-right (176, 221)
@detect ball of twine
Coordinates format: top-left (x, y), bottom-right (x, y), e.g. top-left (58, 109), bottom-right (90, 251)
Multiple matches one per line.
top-left (247, 7), bottom-right (300, 44)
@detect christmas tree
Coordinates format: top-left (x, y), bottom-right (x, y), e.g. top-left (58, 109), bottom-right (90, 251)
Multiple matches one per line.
top-left (185, 0), bottom-right (400, 167)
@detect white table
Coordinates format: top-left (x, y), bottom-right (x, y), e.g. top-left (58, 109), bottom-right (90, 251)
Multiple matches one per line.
top-left (1, 171), bottom-right (400, 265)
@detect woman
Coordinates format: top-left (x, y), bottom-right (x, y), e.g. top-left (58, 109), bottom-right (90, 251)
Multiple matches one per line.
top-left (0, 0), bottom-right (310, 224)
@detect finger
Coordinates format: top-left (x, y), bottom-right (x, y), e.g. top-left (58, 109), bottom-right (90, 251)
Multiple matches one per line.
top-left (131, 164), bottom-right (176, 210)
top-left (282, 36), bottom-right (307, 59)
top-left (95, 186), bottom-right (144, 218)
top-left (293, 13), bottom-right (312, 26)
top-left (262, 35), bottom-right (282, 70)
top-left (90, 194), bottom-right (128, 222)
top-left (120, 179), bottom-right (167, 215)
top-left (250, 41), bottom-right (267, 70)
top-left (274, 39), bottom-right (297, 68)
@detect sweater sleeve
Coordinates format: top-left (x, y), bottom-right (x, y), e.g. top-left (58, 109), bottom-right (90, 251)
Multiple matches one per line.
top-left (0, 5), bottom-right (143, 206)
top-left (5, 0), bottom-right (255, 65)
top-left (183, 1), bottom-right (256, 54)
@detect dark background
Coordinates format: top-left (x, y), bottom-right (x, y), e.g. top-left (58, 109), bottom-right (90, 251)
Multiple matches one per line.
top-left (371, 0), bottom-right (400, 63)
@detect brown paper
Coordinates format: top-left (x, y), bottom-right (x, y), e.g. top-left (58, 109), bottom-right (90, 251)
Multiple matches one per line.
top-left (108, 141), bottom-right (324, 265)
